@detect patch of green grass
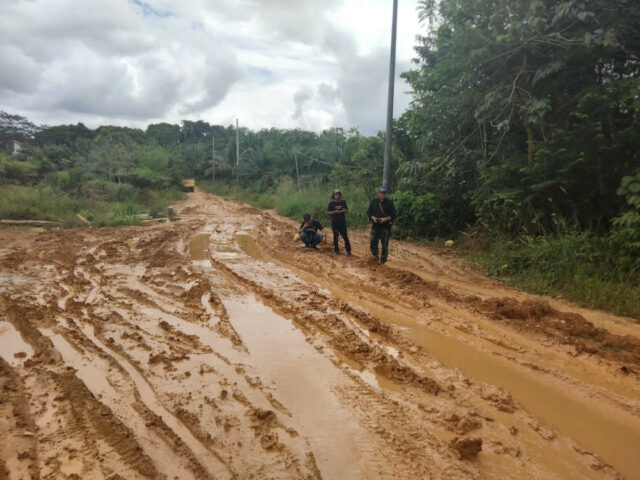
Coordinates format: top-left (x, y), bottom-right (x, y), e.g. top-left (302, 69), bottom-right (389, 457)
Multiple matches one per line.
top-left (0, 184), bottom-right (184, 227)
top-left (469, 233), bottom-right (640, 319)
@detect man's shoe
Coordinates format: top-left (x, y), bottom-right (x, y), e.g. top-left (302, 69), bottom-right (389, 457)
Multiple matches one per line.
top-left (346, 251), bottom-right (352, 257)
top-left (334, 249), bottom-right (340, 255)
top-left (380, 257), bottom-right (387, 264)
top-left (312, 245), bottom-right (319, 250)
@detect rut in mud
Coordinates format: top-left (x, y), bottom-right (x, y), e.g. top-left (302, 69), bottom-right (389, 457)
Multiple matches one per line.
top-left (1, 190), bottom-right (639, 479)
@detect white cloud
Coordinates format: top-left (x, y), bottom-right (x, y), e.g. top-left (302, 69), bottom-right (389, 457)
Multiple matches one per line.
top-left (0, 0), bottom-right (423, 134)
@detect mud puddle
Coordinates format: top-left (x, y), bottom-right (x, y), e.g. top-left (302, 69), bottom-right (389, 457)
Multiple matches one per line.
top-left (190, 231), bottom-right (377, 479)
top-left (0, 321), bottom-right (34, 366)
top-left (234, 230), bottom-right (264, 260)
top-left (242, 241), bottom-right (640, 478)
top-left (357, 298), bottom-right (640, 479)
top-left (222, 296), bottom-right (375, 479)
top-left (189, 233), bottom-right (211, 263)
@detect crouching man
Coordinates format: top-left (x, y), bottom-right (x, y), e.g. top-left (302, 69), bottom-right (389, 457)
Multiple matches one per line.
top-left (299, 213), bottom-right (324, 250)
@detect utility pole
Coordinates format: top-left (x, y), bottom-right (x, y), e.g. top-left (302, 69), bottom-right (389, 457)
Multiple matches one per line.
top-left (382, 0), bottom-right (398, 190)
top-left (236, 118), bottom-right (240, 184)
top-left (294, 151), bottom-right (301, 192)
top-left (211, 134), bottom-right (215, 183)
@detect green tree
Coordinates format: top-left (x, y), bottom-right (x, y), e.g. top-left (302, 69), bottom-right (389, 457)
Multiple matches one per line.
top-left (402, 0), bottom-right (640, 235)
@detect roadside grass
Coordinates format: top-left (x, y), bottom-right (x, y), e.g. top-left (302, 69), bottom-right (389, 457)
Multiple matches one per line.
top-left (0, 184), bottom-right (183, 227)
top-left (199, 179), bottom-right (372, 228)
top-left (469, 233), bottom-right (640, 319)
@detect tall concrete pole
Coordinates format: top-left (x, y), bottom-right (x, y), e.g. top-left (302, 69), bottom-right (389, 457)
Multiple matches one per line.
top-left (236, 119), bottom-right (240, 184)
top-left (382, 0), bottom-right (398, 190)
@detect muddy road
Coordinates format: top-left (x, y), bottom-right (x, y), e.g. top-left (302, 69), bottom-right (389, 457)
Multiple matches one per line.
top-left (1, 190), bottom-right (639, 479)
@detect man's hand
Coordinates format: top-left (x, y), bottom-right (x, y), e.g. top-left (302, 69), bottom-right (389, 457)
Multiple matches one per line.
top-left (370, 216), bottom-right (377, 223)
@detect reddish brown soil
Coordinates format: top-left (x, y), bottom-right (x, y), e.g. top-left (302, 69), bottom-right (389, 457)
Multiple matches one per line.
top-left (0, 190), bottom-right (639, 479)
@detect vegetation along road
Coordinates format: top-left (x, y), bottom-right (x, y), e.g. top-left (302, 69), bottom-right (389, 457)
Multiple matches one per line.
top-left (1, 190), bottom-right (639, 479)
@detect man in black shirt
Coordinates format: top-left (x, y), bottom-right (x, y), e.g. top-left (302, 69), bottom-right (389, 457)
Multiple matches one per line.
top-left (367, 186), bottom-right (396, 263)
top-left (299, 213), bottom-right (324, 249)
top-left (327, 189), bottom-right (352, 256)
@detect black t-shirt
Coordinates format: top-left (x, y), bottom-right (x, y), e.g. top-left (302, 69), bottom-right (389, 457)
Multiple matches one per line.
top-left (367, 197), bottom-right (396, 230)
top-left (327, 200), bottom-right (348, 228)
top-left (299, 219), bottom-right (323, 235)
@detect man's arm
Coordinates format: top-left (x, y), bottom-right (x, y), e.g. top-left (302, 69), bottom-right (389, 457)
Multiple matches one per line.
top-left (327, 202), bottom-right (335, 215)
top-left (367, 199), bottom-right (377, 222)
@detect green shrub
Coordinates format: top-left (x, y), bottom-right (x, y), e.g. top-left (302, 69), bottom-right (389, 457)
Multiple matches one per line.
top-left (472, 232), bottom-right (640, 318)
top-left (392, 190), bottom-right (441, 239)
top-left (609, 170), bottom-right (640, 273)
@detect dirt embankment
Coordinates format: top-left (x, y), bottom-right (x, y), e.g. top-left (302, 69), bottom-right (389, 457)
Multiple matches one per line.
top-left (0, 190), bottom-right (639, 480)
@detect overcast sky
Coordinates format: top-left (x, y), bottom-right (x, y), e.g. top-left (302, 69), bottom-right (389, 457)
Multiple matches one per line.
top-left (0, 0), bottom-right (423, 134)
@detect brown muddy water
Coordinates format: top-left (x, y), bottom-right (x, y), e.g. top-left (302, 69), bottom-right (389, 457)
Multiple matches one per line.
top-left (236, 230), bottom-right (640, 480)
top-left (0, 320), bottom-right (34, 366)
top-left (190, 229), bottom-right (378, 479)
top-left (334, 288), bottom-right (640, 480)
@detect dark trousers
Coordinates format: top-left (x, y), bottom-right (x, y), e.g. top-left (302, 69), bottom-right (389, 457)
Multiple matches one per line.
top-left (370, 227), bottom-right (390, 261)
top-left (332, 224), bottom-right (351, 252)
top-left (300, 232), bottom-right (323, 247)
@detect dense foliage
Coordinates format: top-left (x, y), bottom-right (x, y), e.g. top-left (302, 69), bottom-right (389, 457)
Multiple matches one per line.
top-left (400, 0), bottom-right (640, 238)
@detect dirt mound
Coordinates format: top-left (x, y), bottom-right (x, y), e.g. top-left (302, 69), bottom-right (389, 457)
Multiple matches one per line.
top-left (479, 297), bottom-right (553, 320)
top-left (475, 296), bottom-right (640, 366)
top-left (450, 437), bottom-right (482, 460)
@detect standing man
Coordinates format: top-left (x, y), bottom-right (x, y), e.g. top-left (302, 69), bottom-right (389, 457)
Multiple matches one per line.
top-left (367, 187), bottom-right (396, 263)
top-left (299, 213), bottom-right (324, 249)
top-left (327, 189), bottom-right (352, 257)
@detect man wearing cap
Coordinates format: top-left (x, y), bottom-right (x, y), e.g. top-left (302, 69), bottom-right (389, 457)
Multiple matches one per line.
top-left (367, 187), bottom-right (396, 263)
top-left (299, 213), bottom-right (324, 249)
top-left (327, 189), bottom-right (352, 256)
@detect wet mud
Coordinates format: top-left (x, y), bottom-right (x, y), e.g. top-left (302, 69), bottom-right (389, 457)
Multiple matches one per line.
top-left (0, 190), bottom-right (638, 479)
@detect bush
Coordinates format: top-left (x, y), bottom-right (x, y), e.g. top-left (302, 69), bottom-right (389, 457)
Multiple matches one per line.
top-left (0, 183), bottom-right (183, 227)
top-left (392, 190), bottom-right (441, 239)
top-left (472, 232), bottom-right (640, 318)
top-left (609, 170), bottom-right (640, 273)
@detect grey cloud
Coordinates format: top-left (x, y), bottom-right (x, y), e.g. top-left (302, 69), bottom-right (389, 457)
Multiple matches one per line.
top-left (39, 50), bottom-right (182, 119)
top-left (0, 0), bottom-right (243, 122)
top-left (292, 86), bottom-right (313, 119)
top-left (182, 59), bottom-right (244, 114)
top-left (233, 0), bottom-right (342, 45)
top-left (336, 48), bottom-right (410, 134)
top-left (0, 0), bottom-right (418, 133)
top-left (317, 82), bottom-right (338, 102)
top-left (0, 0), bottom-right (150, 62)
top-left (0, 44), bottom-right (42, 93)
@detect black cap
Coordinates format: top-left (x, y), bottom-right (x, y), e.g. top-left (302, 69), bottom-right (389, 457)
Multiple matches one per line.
top-left (303, 213), bottom-right (311, 221)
